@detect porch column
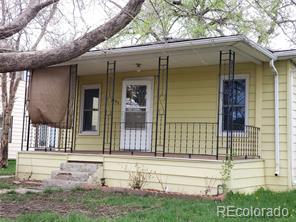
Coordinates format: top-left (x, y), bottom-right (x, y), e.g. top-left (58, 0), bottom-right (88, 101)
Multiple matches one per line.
top-left (21, 70), bottom-right (29, 151)
top-left (69, 64), bottom-right (78, 153)
top-left (64, 64), bottom-right (78, 153)
top-left (216, 50), bottom-right (235, 160)
top-left (102, 61), bottom-right (116, 154)
top-left (155, 56), bottom-right (169, 157)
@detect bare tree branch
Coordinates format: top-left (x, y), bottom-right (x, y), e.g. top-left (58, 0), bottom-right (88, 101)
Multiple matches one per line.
top-left (0, 0), bottom-right (59, 39)
top-left (0, 0), bottom-right (145, 72)
top-left (1, 0), bottom-right (6, 26)
top-left (31, 2), bottom-right (58, 50)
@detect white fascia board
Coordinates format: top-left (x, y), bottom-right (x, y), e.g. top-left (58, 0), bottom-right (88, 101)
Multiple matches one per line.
top-left (238, 35), bottom-right (276, 60)
top-left (68, 35), bottom-right (275, 64)
top-left (274, 50), bottom-right (296, 61)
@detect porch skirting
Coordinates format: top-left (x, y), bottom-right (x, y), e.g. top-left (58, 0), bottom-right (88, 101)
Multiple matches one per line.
top-left (16, 151), bottom-right (265, 195)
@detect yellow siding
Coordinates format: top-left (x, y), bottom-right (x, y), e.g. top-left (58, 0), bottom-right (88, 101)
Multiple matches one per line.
top-left (75, 63), bottom-right (257, 151)
top-left (16, 152), bottom-right (68, 180)
top-left (261, 61), bottom-right (290, 190)
top-left (16, 152), bottom-right (264, 195)
top-left (230, 160), bottom-right (265, 192)
top-left (289, 62), bottom-right (296, 187)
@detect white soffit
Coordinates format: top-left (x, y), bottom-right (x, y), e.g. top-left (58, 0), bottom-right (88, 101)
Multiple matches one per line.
top-left (59, 35), bottom-right (275, 76)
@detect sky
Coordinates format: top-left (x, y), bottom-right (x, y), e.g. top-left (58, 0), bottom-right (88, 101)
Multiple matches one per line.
top-left (36, 0), bottom-right (296, 51)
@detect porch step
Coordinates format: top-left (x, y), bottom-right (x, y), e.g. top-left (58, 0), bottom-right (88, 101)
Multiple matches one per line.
top-left (43, 162), bottom-right (103, 189)
top-left (51, 170), bottom-right (91, 182)
top-left (43, 179), bottom-right (87, 190)
top-left (60, 162), bottom-right (98, 173)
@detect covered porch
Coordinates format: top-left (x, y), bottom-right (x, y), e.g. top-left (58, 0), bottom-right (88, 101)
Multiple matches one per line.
top-left (20, 36), bottom-right (265, 160)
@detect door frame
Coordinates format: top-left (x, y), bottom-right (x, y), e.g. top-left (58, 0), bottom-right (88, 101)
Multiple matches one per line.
top-left (120, 77), bottom-right (154, 150)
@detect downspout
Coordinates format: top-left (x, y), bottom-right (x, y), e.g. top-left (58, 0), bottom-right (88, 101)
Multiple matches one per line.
top-left (270, 59), bottom-right (280, 176)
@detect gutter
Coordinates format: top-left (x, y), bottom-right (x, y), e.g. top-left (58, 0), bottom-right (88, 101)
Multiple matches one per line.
top-left (270, 59), bottom-right (280, 176)
top-left (67, 35), bottom-right (276, 63)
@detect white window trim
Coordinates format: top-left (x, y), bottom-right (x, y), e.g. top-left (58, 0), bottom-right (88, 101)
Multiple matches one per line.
top-left (79, 84), bottom-right (101, 136)
top-left (219, 74), bottom-right (249, 135)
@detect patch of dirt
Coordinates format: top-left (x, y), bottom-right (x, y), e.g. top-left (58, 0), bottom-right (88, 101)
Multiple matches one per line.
top-left (0, 178), bottom-right (42, 189)
top-left (0, 190), bottom-right (143, 219)
top-left (13, 179), bottom-right (42, 187)
top-left (99, 186), bottom-right (225, 201)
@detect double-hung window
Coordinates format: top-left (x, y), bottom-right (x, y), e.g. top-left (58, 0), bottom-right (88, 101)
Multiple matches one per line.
top-left (80, 85), bottom-right (100, 134)
top-left (221, 76), bottom-right (247, 132)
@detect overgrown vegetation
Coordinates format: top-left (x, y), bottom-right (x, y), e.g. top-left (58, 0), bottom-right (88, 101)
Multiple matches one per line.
top-left (0, 188), bottom-right (296, 221)
top-left (220, 159), bottom-right (234, 193)
top-left (128, 164), bottom-right (153, 190)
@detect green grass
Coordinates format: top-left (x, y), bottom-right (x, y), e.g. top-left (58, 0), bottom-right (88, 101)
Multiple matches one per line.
top-left (0, 160), bottom-right (16, 176)
top-left (0, 180), bottom-right (16, 189)
top-left (1, 188), bottom-right (296, 221)
top-left (0, 213), bottom-right (96, 222)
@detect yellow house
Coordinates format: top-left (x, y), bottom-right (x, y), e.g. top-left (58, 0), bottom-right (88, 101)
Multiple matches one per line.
top-left (16, 35), bottom-right (296, 195)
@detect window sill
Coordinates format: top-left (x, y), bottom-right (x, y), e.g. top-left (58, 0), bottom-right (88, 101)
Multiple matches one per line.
top-left (219, 130), bottom-right (247, 137)
top-left (78, 131), bottom-right (99, 136)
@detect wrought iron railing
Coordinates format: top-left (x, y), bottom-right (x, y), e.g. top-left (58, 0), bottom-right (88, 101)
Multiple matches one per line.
top-left (22, 120), bottom-right (259, 159)
top-left (106, 122), bottom-right (260, 159)
top-left (21, 117), bottom-right (73, 152)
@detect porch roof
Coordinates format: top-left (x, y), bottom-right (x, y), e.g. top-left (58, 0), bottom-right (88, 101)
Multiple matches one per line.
top-left (274, 49), bottom-right (296, 63)
top-left (61, 35), bottom-right (279, 75)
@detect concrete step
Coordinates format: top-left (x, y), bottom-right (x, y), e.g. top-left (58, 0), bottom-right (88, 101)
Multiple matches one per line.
top-left (43, 162), bottom-right (103, 190)
top-left (60, 162), bottom-right (99, 173)
top-left (42, 178), bottom-right (86, 190)
top-left (51, 170), bottom-right (90, 182)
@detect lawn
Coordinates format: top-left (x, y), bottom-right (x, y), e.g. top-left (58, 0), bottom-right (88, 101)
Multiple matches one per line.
top-left (0, 160), bottom-right (16, 176)
top-left (0, 188), bottom-right (296, 221)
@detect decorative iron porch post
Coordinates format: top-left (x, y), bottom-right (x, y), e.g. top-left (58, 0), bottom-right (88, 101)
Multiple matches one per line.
top-left (70, 64), bottom-right (78, 153)
top-left (64, 64), bottom-right (78, 153)
top-left (155, 56), bottom-right (169, 157)
top-left (102, 61), bottom-right (116, 154)
top-left (216, 50), bottom-right (235, 160)
top-left (21, 70), bottom-right (29, 151)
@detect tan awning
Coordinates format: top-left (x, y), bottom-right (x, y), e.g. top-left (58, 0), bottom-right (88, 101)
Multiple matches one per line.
top-left (28, 66), bottom-right (74, 129)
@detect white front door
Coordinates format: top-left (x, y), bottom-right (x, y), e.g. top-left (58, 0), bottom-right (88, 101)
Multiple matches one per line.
top-left (120, 78), bottom-right (153, 151)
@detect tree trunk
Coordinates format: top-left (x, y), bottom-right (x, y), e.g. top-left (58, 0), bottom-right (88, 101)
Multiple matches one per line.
top-left (0, 114), bottom-right (10, 168)
top-left (0, 72), bottom-right (20, 168)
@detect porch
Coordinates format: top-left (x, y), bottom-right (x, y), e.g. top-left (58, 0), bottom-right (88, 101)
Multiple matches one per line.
top-left (16, 37), bottom-right (274, 195)
top-left (20, 37), bottom-right (266, 161)
top-left (22, 50), bottom-right (260, 160)
top-left (15, 151), bottom-right (265, 195)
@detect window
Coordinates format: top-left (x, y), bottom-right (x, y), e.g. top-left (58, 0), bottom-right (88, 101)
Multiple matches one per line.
top-left (221, 77), bottom-right (247, 132)
top-left (125, 85), bottom-right (147, 129)
top-left (80, 85), bottom-right (100, 134)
